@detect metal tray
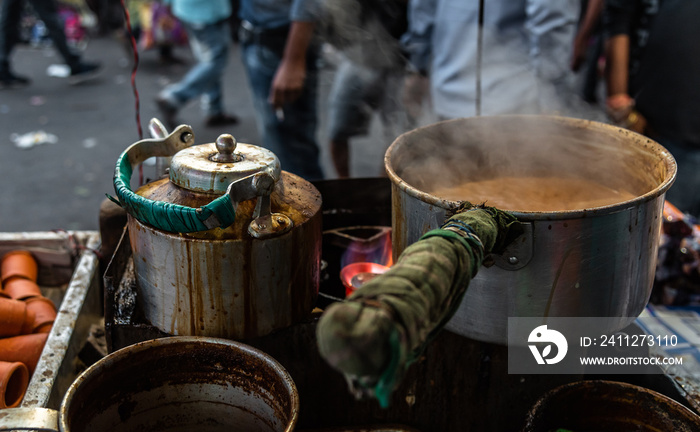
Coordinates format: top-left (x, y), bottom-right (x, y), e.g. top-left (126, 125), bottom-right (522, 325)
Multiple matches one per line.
top-left (0, 231), bottom-right (102, 409)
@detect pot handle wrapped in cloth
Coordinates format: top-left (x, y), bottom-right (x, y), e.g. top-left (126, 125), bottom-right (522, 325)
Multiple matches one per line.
top-left (316, 204), bottom-right (519, 407)
top-left (109, 125), bottom-right (276, 233)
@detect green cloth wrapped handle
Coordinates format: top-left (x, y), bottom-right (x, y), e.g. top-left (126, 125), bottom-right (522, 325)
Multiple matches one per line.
top-left (316, 205), bottom-right (519, 407)
top-left (112, 125), bottom-right (268, 233)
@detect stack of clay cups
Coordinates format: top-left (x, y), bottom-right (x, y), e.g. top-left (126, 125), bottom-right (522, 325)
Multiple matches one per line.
top-left (0, 250), bottom-right (53, 408)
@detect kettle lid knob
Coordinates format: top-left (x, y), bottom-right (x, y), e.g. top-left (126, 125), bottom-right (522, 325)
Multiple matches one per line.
top-left (169, 132), bottom-right (281, 194)
top-left (212, 134), bottom-right (238, 163)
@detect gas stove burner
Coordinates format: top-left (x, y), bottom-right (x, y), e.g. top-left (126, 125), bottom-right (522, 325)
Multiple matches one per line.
top-left (340, 261), bottom-right (390, 296)
top-left (320, 224), bottom-right (392, 306)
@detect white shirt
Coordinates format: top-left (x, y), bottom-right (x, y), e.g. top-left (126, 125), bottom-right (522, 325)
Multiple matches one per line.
top-left (402, 0), bottom-right (579, 118)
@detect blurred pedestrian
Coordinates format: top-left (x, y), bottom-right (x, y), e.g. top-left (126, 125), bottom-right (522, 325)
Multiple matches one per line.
top-left (136, 0), bottom-right (188, 64)
top-left (85, 0), bottom-right (124, 36)
top-left (401, 0), bottom-right (579, 120)
top-left (112, 1), bottom-right (187, 66)
top-left (0, 0), bottom-right (101, 88)
top-left (238, 0), bottom-right (324, 180)
top-left (118, 0), bottom-right (188, 65)
top-left (321, 0), bottom-right (413, 178)
top-left (571, 0), bottom-right (604, 104)
top-left (603, 0), bottom-right (700, 216)
top-left (156, 0), bottom-right (239, 129)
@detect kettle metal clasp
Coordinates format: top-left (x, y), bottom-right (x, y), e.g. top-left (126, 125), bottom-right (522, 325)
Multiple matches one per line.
top-left (196, 170), bottom-right (293, 238)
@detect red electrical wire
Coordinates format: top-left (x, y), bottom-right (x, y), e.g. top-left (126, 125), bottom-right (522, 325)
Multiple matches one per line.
top-left (119, 0), bottom-right (144, 184)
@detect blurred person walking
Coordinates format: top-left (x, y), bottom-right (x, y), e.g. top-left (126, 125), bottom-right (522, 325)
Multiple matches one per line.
top-left (156, 0), bottom-right (239, 129)
top-left (321, 0), bottom-right (413, 178)
top-left (571, 0), bottom-right (604, 104)
top-left (604, 0), bottom-right (700, 216)
top-left (0, 0), bottom-right (101, 88)
top-left (237, 0), bottom-right (324, 180)
top-left (123, 0), bottom-right (189, 65)
top-left (401, 0), bottom-right (579, 120)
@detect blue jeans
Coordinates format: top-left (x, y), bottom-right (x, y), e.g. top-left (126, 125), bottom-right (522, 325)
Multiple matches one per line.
top-left (656, 136), bottom-right (700, 218)
top-left (0, 0), bottom-right (81, 72)
top-left (160, 20), bottom-right (229, 117)
top-left (240, 41), bottom-right (324, 180)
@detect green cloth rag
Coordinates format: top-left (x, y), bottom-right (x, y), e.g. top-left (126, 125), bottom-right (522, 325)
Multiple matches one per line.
top-left (316, 204), bottom-right (518, 407)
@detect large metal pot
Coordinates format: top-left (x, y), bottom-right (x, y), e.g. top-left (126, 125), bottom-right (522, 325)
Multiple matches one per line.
top-left (0, 337), bottom-right (299, 432)
top-left (114, 123), bottom-right (321, 339)
top-left (522, 380), bottom-right (700, 431)
top-left (385, 115), bottom-right (676, 344)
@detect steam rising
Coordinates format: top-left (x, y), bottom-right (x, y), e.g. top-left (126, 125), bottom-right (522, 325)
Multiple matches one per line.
top-left (318, 0), bottom-right (406, 70)
top-left (317, 2), bottom-right (643, 196)
top-left (388, 117), bottom-right (673, 211)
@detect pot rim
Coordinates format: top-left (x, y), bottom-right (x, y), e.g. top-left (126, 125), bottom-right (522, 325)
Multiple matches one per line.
top-left (384, 115), bottom-right (678, 221)
top-left (59, 336), bottom-right (299, 432)
top-left (523, 379), bottom-right (700, 430)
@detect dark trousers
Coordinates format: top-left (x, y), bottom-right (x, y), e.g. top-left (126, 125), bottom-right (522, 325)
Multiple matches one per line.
top-left (239, 22), bottom-right (324, 180)
top-left (0, 0), bottom-right (81, 72)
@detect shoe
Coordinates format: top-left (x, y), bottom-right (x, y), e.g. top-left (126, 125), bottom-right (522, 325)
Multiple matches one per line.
top-left (68, 61), bottom-right (101, 85)
top-left (0, 71), bottom-right (31, 89)
top-left (205, 113), bottom-right (239, 127)
top-left (156, 97), bottom-right (179, 130)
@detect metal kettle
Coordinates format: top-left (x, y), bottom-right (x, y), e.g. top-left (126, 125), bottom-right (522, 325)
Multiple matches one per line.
top-left (112, 120), bottom-right (322, 339)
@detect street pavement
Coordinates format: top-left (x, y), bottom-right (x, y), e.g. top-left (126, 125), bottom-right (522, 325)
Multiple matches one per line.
top-left (0, 34), bottom-right (392, 232)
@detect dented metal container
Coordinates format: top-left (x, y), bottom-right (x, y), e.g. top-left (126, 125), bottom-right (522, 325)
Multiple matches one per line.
top-left (119, 124), bottom-right (322, 339)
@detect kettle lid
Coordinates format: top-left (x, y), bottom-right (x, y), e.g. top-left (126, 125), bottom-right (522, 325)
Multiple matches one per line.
top-left (169, 134), bottom-right (281, 194)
